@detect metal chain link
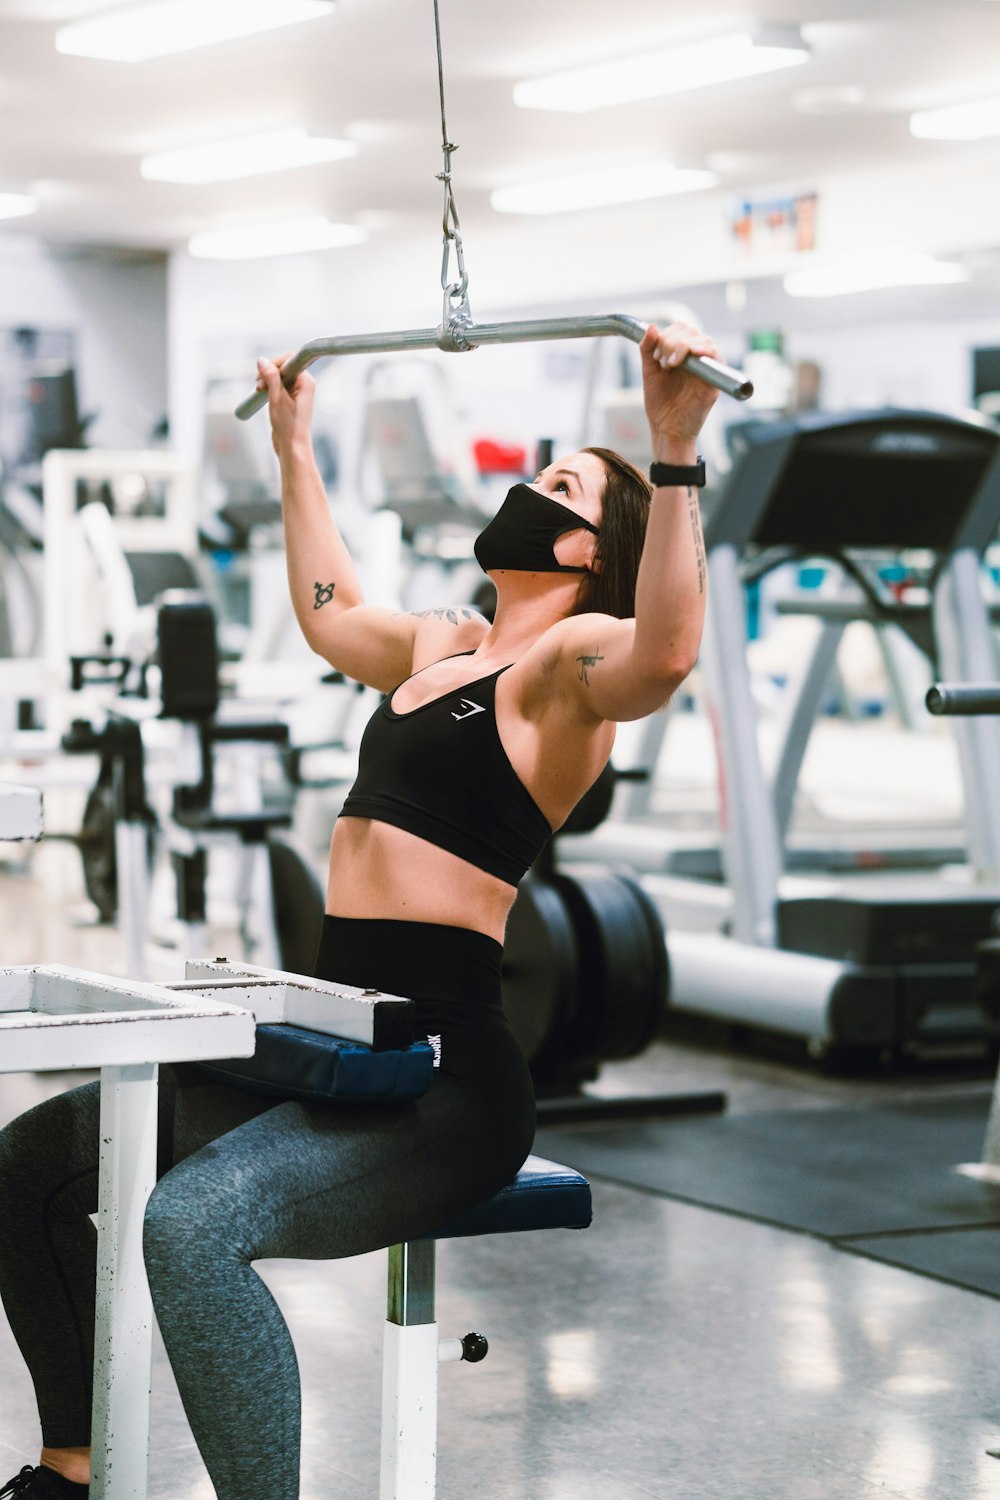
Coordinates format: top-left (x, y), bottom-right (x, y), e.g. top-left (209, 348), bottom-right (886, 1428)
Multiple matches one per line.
top-left (433, 0), bottom-right (471, 330)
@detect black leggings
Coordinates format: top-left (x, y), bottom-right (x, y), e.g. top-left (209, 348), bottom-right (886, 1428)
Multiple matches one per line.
top-left (0, 917), bottom-right (535, 1500)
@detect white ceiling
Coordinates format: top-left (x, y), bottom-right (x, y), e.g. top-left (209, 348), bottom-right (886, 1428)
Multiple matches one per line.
top-left (2, 0), bottom-right (1000, 260)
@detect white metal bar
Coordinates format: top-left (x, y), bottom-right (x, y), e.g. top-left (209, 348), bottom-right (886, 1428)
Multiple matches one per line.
top-left (701, 544), bottom-right (783, 945)
top-left (379, 1321), bottom-right (439, 1500)
top-left (91, 1063), bottom-right (159, 1500)
top-left (182, 959), bottom-right (413, 1042)
top-left (115, 821), bottom-right (150, 982)
top-left (243, 843), bottom-right (281, 971)
top-left (933, 549), bottom-right (1000, 877)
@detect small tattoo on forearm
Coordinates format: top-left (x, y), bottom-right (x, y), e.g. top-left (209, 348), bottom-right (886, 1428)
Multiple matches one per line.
top-left (577, 650), bottom-right (605, 685)
top-left (313, 581), bottom-right (335, 609)
top-left (394, 607), bottom-right (484, 626)
top-left (688, 494), bottom-right (707, 595)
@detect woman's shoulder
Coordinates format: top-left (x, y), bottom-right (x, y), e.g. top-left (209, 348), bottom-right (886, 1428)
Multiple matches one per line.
top-left (405, 604), bottom-right (491, 670)
top-left (527, 611), bottom-right (630, 665)
top-left (510, 613), bottom-right (631, 705)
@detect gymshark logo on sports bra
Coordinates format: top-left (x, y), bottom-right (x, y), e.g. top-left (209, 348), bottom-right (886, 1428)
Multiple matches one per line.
top-left (451, 699), bottom-right (485, 721)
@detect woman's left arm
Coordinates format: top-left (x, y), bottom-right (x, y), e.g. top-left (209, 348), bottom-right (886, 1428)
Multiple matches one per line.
top-left (559, 321), bottom-right (721, 723)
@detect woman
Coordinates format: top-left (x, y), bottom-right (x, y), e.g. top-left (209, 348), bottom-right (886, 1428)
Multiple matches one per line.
top-left (0, 321), bottom-right (719, 1500)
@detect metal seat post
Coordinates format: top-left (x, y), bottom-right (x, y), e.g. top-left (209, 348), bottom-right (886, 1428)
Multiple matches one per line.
top-left (381, 1240), bottom-right (439, 1500)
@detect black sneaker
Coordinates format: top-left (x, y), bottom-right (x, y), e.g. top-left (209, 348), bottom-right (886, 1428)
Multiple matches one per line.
top-left (0, 1470), bottom-right (35, 1498)
top-left (0, 1470), bottom-right (85, 1499)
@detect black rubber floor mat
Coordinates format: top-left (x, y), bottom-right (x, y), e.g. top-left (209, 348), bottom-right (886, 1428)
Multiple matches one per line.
top-left (538, 1092), bottom-right (1000, 1283)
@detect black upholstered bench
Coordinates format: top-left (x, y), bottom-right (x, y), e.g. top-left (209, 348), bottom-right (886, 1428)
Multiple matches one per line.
top-left (380, 1153), bottom-right (593, 1499)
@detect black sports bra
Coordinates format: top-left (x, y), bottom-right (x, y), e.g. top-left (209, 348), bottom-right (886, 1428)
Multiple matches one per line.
top-left (338, 654), bottom-right (553, 885)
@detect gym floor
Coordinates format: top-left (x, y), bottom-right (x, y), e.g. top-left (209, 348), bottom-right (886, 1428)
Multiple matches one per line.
top-left (1, 841), bottom-right (998, 1499)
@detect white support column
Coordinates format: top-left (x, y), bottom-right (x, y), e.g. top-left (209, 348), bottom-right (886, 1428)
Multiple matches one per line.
top-left (90, 1063), bottom-right (159, 1500)
top-left (933, 548), bottom-right (1000, 879)
top-left (242, 843), bottom-right (281, 970)
top-left (380, 1241), bottom-right (438, 1500)
top-left (115, 822), bottom-right (150, 982)
top-left (379, 1321), bottom-right (440, 1500)
top-left (701, 544), bottom-right (783, 946)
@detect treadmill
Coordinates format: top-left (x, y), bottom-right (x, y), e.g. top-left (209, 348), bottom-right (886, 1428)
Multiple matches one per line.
top-left (651, 407), bottom-right (1000, 1054)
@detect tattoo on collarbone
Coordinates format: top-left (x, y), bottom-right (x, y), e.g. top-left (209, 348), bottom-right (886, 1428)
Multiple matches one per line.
top-left (576, 650), bottom-right (605, 685)
top-left (395, 607), bottom-right (484, 626)
top-left (688, 492), bottom-right (707, 595)
top-left (313, 581), bottom-right (336, 610)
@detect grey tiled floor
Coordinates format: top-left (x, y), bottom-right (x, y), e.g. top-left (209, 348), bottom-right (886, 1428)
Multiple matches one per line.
top-left (1, 844), bottom-right (999, 1498)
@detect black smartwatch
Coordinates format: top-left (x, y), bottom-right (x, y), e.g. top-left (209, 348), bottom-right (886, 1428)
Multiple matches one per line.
top-left (649, 457), bottom-right (706, 489)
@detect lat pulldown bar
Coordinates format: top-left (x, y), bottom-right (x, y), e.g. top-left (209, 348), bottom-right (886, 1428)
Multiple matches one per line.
top-left (234, 312), bottom-right (753, 422)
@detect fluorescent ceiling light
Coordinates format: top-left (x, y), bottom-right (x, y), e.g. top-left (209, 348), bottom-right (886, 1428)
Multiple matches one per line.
top-left (56, 0), bottom-right (333, 62)
top-left (491, 160), bottom-right (717, 215)
top-left (514, 28), bottom-right (809, 112)
top-left (141, 129), bottom-right (357, 184)
top-left (188, 216), bottom-right (367, 260)
top-left (0, 193), bottom-right (38, 220)
top-left (910, 96), bottom-right (1000, 141)
top-left (784, 251), bottom-right (969, 298)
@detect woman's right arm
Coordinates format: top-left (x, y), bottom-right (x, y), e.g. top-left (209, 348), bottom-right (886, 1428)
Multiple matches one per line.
top-left (256, 354), bottom-right (418, 692)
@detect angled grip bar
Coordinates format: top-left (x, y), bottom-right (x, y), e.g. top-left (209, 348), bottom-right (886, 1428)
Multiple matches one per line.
top-left (235, 312), bottom-right (753, 421)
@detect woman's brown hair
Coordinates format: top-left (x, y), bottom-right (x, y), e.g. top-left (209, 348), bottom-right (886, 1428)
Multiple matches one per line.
top-left (573, 446), bottom-right (653, 620)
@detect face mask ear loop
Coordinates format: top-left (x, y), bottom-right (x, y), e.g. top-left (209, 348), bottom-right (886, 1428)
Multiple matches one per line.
top-left (551, 519), bottom-right (600, 574)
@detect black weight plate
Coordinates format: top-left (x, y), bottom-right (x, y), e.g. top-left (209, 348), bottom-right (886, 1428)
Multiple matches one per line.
top-left (80, 784), bottom-right (117, 923)
top-left (561, 761), bottom-right (616, 836)
top-left (501, 876), bottom-right (578, 1064)
top-left (269, 834), bottom-right (326, 977)
top-left (553, 873), bottom-right (668, 1065)
top-left (79, 784), bottom-right (158, 925)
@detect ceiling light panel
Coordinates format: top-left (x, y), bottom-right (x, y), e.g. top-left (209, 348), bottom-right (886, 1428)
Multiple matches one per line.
top-left (141, 129), bottom-right (357, 184)
top-left (491, 160), bottom-right (718, 215)
top-left (514, 29), bottom-right (809, 112)
top-left (56, 0), bottom-right (334, 62)
top-left (188, 216), bottom-right (367, 260)
top-left (911, 97), bottom-right (1000, 141)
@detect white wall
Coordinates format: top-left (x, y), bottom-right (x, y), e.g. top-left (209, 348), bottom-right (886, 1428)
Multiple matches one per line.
top-left (0, 233), bottom-right (168, 451)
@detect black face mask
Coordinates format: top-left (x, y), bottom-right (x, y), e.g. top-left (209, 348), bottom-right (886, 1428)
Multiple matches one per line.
top-left (474, 483), bottom-right (600, 575)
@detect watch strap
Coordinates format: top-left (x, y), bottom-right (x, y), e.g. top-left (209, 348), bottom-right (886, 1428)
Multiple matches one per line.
top-left (649, 457), bottom-right (706, 489)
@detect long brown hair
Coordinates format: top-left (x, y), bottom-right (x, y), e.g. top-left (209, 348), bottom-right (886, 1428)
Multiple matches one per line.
top-left (573, 446), bottom-right (652, 619)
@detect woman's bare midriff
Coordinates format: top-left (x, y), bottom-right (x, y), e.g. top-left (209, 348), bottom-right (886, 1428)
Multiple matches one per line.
top-left (326, 815), bottom-right (518, 944)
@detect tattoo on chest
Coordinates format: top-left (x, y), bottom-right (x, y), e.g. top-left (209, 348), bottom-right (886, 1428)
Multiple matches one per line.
top-left (576, 650), bottom-right (605, 685)
top-left (313, 581), bottom-right (335, 610)
top-left (395, 607), bottom-right (484, 626)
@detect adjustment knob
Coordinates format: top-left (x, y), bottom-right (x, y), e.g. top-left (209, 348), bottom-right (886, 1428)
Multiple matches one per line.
top-left (461, 1332), bottom-right (489, 1363)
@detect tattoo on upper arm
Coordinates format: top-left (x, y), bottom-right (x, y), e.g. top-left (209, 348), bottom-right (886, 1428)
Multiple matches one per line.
top-left (313, 581), bottom-right (335, 610)
top-left (576, 650), bottom-right (605, 685)
top-left (688, 492), bottom-right (707, 594)
top-left (393, 607), bottom-right (484, 626)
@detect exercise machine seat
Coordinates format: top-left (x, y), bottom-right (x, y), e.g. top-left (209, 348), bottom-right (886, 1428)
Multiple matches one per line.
top-left (425, 1153), bottom-right (592, 1241)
